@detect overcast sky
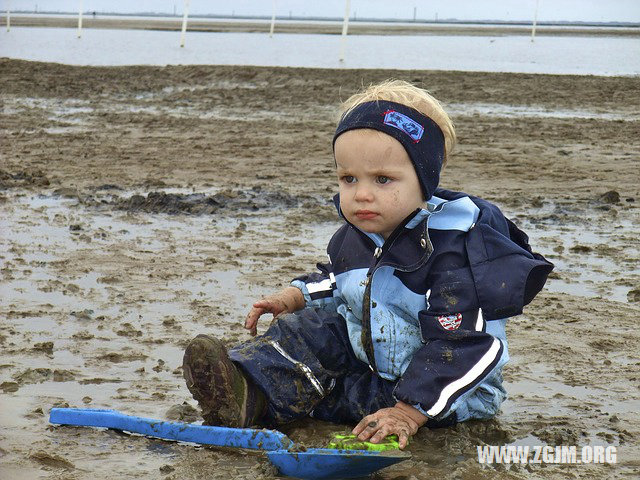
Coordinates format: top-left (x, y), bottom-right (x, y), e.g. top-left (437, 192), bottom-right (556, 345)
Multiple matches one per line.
top-left (3, 1), bottom-right (640, 22)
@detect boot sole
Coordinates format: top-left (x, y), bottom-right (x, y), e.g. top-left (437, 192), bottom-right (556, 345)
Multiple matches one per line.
top-left (183, 335), bottom-right (249, 427)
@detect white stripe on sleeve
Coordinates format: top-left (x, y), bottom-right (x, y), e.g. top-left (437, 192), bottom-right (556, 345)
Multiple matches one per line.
top-left (475, 309), bottom-right (484, 332)
top-left (426, 337), bottom-right (502, 417)
top-left (306, 278), bottom-right (333, 294)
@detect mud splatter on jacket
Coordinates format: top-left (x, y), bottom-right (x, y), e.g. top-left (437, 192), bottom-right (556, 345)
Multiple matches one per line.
top-left (291, 188), bottom-right (553, 420)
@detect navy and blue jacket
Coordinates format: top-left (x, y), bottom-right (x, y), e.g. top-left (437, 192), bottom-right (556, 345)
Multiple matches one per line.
top-left (291, 188), bottom-right (553, 420)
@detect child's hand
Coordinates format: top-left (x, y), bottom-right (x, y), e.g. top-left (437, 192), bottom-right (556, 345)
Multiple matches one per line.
top-left (244, 287), bottom-right (305, 336)
top-left (352, 402), bottom-right (428, 449)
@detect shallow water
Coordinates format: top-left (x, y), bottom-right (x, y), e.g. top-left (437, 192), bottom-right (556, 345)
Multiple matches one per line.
top-left (447, 103), bottom-right (640, 121)
top-left (2, 26), bottom-right (639, 74)
top-left (3, 190), bottom-right (638, 314)
top-left (2, 192), bottom-right (636, 314)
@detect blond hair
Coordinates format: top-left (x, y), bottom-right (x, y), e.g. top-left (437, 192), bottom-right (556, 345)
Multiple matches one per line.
top-left (339, 80), bottom-right (456, 166)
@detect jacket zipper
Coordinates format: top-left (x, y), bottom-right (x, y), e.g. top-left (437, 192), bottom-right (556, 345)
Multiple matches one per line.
top-left (359, 210), bottom-right (424, 374)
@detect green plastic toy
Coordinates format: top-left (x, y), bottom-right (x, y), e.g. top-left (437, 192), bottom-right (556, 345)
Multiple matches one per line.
top-left (327, 434), bottom-right (403, 452)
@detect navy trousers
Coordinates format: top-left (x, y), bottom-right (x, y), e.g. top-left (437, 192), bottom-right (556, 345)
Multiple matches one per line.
top-left (229, 308), bottom-right (457, 428)
top-left (229, 308), bottom-right (396, 426)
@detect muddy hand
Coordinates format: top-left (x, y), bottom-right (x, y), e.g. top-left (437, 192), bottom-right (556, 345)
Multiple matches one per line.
top-left (352, 402), bottom-right (428, 449)
top-left (244, 287), bottom-right (305, 336)
top-left (245, 299), bottom-right (286, 336)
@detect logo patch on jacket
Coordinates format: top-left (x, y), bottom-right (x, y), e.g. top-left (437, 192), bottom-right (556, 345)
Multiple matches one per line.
top-left (437, 313), bottom-right (462, 331)
top-left (383, 110), bottom-right (424, 143)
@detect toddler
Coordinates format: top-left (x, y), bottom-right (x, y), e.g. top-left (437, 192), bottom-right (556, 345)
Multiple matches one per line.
top-left (183, 80), bottom-right (553, 449)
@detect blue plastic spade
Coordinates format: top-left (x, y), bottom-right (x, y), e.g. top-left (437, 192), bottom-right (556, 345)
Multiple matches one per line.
top-left (49, 408), bottom-right (409, 479)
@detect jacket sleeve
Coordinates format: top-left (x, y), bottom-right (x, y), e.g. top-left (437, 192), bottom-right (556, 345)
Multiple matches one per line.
top-left (290, 260), bottom-right (343, 314)
top-left (434, 188), bottom-right (554, 319)
top-left (465, 198), bottom-right (554, 319)
top-left (393, 263), bottom-right (508, 420)
top-left (393, 306), bottom-right (508, 420)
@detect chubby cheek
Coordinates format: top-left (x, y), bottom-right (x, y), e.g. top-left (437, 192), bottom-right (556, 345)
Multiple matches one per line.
top-left (338, 183), bottom-right (350, 201)
top-left (387, 187), bottom-right (403, 207)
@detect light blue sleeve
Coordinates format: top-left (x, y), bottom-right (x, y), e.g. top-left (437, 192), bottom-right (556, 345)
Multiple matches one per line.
top-left (290, 263), bottom-right (344, 314)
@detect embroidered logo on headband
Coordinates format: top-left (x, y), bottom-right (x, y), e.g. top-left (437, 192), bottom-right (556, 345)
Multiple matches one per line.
top-left (383, 110), bottom-right (424, 143)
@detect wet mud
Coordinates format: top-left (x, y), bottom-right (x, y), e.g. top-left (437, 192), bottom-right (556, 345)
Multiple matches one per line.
top-left (113, 189), bottom-right (304, 216)
top-left (1, 59), bottom-right (639, 479)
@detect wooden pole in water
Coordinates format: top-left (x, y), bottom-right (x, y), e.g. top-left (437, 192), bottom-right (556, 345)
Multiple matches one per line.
top-left (339, 0), bottom-right (351, 62)
top-left (269, 0), bottom-right (276, 37)
top-left (77, 0), bottom-right (83, 38)
top-left (531, 0), bottom-right (539, 42)
top-left (180, 0), bottom-right (190, 48)
top-left (6, 2), bottom-right (10, 33)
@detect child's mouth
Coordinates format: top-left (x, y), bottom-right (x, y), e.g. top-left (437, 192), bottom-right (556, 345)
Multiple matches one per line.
top-left (355, 210), bottom-right (379, 220)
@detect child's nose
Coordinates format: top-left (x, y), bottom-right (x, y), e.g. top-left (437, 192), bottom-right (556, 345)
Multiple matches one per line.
top-left (354, 183), bottom-right (374, 202)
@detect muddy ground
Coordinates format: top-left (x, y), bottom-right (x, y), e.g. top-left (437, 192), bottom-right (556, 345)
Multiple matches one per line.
top-left (1, 59), bottom-right (639, 479)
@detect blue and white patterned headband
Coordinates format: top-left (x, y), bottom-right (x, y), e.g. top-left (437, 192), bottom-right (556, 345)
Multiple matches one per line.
top-left (333, 100), bottom-right (445, 200)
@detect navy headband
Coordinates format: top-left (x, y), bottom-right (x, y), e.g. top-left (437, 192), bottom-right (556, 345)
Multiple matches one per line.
top-left (333, 100), bottom-right (445, 200)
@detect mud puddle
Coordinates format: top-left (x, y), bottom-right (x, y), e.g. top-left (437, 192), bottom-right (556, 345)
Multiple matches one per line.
top-left (1, 94), bottom-right (335, 128)
top-left (498, 195), bottom-right (640, 304)
top-left (110, 189), bottom-right (306, 216)
top-left (1, 189), bottom-right (336, 478)
top-left (12, 188), bottom-right (640, 304)
top-left (8, 95), bottom-right (640, 140)
top-left (447, 102), bottom-right (640, 121)
top-left (1, 189), bottom-right (339, 393)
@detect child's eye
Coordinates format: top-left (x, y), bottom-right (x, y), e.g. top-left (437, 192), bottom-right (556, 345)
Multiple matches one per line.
top-left (342, 175), bottom-right (356, 184)
top-left (377, 176), bottom-right (391, 184)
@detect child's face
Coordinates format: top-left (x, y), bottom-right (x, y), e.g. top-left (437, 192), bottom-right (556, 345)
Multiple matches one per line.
top-left (334, 129), bottom-right (424, 240)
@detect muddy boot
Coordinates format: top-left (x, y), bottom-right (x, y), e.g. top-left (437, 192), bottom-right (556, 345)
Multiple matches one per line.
top-left (183, 334), bottom-right (266, 428)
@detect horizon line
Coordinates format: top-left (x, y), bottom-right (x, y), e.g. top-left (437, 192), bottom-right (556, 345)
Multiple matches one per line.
top-left (6, 11), bottom-right (640, 27)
